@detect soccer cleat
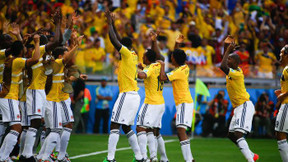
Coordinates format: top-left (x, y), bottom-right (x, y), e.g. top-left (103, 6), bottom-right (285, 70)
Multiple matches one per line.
top-left (253, 153), bottom-right (259, 161)
top-left (151, 157), bottom-right (158, 162)
top-left (103, 157), bottom-right (116, 162)
top-left (132, 158), bottom-right (145, 162)
top-left (19, 155), bottom-right (36, 162)
top-left (58, 156), bottom-right (71, 162)
top-left (50, 151), bottom-right (59, 161)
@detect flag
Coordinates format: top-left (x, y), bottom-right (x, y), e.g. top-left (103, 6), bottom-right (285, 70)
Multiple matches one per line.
top-left (81, 88), bottom-right (92, 113)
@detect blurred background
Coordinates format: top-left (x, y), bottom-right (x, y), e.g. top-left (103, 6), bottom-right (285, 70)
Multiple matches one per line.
top-left (1, 0), bottom-right (287, 138)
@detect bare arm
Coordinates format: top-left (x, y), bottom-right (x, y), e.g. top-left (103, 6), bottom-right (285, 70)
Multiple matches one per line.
top-left (63, 35), bottom-right (83, 64)
top-left (174, 34), bottom-right (184, 50)
top-left (220, 40), bottom-right (236, 75)
top-left (138, 71), bottom-right (147, 79)
top-left (150, 31), bottom-right (164, 61)
top-left (46, 9), bottom-right (63, 52)
top-left (9, 23), bottom-right (22, 42)
top-left (111, 13), bottom-right (122, 41)
top-left (106, 10), bottom-right (122, 51)
top-left (26, 35), bottom-right (41, 67)
top-left (157, 60), bottom-right (168, 81)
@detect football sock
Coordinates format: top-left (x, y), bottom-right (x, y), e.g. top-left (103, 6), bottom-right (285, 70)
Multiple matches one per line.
top-left (40, 130), bottom-right (46, 147)
top-left (127, 130), bottom-right (142, 160)
top-left (278, 139), bottom-right (288, 162)
top-left (157, 135), bottom-right (168, 161)
top-left (19, 129), bottom-right (27, 156)
top-left (236, 137), bottom-right (254, 162)
top-left (180, 139), bottom-right (193, 161)
top-left (0, 130), bottom-right (19, 160)
top-left (22, 127), bottom-right (37, 158)
top-left (107, 129), bottom-right (119, 160)
top-left (137, 131), bottom-right (147, 159)
top-left (42, 130), bottom-right (60, 160)
top-left (58, 128), bottom-right (72, 160)
top-left (147, 132), bottom-right (156, 158)
top-left (0, 122), bottom-right (6, 144)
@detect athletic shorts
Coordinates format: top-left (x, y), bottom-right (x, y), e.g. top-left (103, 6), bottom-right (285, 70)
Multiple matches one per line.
top-left (60, 98), bottom-right (74, 124)
top-left (26, 89), bottom-right (46, 118)
top-left (176, 103), bottom-right (193, 128)
top-left (20, 101), bottom-right (30, 126)
top-left (111, 91), bottom-right (140, 126)
top-left (0, 98), bottom-right (21, 123)
top-left (275, 104), bottom-right (288, 133)
top-left (44, 100), bottom-right (62, 129)
top-left (229, 101), bottom-right (255, 134)
top-left (137, 104), bottom-right (165, 128)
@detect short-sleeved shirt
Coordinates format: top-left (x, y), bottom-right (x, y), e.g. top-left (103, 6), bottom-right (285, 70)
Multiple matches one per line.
top-left (46, 59), bottom-right (64, 102)
top-left (226, 68), bottom-right (250, 108)
top-left (281, 66), bottom-right (288, 104)
top-left (117, 46), bottom-right (139, 93)
top-left (0, 49), bottom-right (6, 83)
top-left (28, 45), bottom-right (47, 90)
top-left (143, 62), bottom-right (165, 105)
top-left (5, 57), bottom-right (26, 100)
top-left (167, 65), bottom-right (193, 105)
top-left (95, 86), bottom-right (113, 109)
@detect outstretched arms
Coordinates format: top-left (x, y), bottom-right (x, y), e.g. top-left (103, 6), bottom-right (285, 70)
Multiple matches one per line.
top-left (106, 10), bottom-right (122, 51)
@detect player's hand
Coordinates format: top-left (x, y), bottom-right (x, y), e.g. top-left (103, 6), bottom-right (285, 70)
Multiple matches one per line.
top-left (111, 13), bottom-right (116, 22)
top-left (33, 34), bottom-right (40, 44)
top-left (138, 63), bottom-right (144, 70)
top-left (224, 35), bottom-right (234, 44)
top-left (275, 89), bottom-right (281, 97)
top-left (176, 34), bottom-right (184, 43)
top-left (76, 35), bottom-right (84, 46)
top-left (80, 74), bottom-right (88, 80)
top-left (52, 8), bottom-right (62, 24)
top-left (226, 41), bottom-right (236, 53)
top-left (277, 93), bottom-right (287, 103)
top-left (71, 12), bottom-right (80, 25)
top-left (149, 31), bottom-right (158, 41)
top-left (3, 21), bottom-right (10, 34)
top-left (9, 23), bottom-right (20, 36)
top-left (157, 60), bottom-right (165, 66)
top-left (105, 10), bottom-right (112, 24)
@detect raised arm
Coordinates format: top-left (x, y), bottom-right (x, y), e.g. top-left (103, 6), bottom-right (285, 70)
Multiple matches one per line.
top-left (106, 10), bottom-right (122, 51)
top-left (26, 35), bottom-right (41, 67)
top-left (157, 60), bottom-right (168, 81)
top-left (174, 34), bottom-right (184, 50)
top-left (111, 13), bottom-right (122, 41)
top-left (63, 35), bottom-right (83, 64)
top-left (220, 39), bottom-right (236, 75)
top-left (9, 23), bottom-right (22, 42)
top-left (150, 31), bottom-right (164, 61)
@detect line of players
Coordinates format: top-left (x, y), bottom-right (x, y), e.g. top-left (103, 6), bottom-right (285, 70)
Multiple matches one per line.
top-left (104, 9), bottom-right (288, 162)
top-left (0, 9), bottom-right (86, 162)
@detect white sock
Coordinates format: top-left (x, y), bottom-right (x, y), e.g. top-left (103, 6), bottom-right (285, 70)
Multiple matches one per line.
top-left (37, 133), bottom-right (48, 160)
top-left (42, 130), bottom-right (61, 160)
top-left (155, 135), bottom-right (158, 155)
top-left (0, 122), bottom-right (6, 143)
top-left (0, 130), bottom-right (19, 160)
top-left (40, 130), bottom-right (46, 147)
top-left (19, 129), bottom-right (27, 156)
top-left (137, 131), bottom-right (147, 159)
top-left (278, 139), bottom-right (288, 162)
top-left (157, 135), bottom-right (168, 161)
top-left (22, 127), bottom-right (37, 158)
top-left (107, 129), bottom-right (120, 160)
top-left (180, 139), bottom-right (193, 161)
top-left (236, 137), bottom-right (254, 162)
top-left (127, 130), bottom-right (142, 160)
top-left (55, 136), bottom-right (60, 152)
top-left (147, 132), bottom-right (156, 158)
top-left (58, 128), bottom-right (72, 160)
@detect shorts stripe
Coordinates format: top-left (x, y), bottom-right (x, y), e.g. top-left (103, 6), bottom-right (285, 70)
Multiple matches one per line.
top-left (8, 99), bottom-right (14, 121)
top-left (61, 101), bottom-right (70, 122)
top-left (240, 102), bottom-right (247, 128)
top-left (24, 102), bottom-right (28, 124)
top-left (32, 90), bottom-right (36, 114)
top-left (180, 103), bottom-right (185, 124)
top-left (140, 104), bottom-right (148, 126)
top-left (115, 93), bottom-right (126, 122)
top-left (53, 102), bottom-right (58, 128)
top-left (279, 104), bottom-right (288, 131)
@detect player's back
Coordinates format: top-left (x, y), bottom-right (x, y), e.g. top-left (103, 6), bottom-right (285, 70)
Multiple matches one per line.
top-left (226, 67), bottom-right (250, 108)
top-left (143, 62), bottom-right (164, 105)
top-left (117, 46), bottom-right (139, 93)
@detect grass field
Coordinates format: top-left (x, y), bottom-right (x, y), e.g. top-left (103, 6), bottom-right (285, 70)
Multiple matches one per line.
top-left (67, 134), bottom-right (281, 162)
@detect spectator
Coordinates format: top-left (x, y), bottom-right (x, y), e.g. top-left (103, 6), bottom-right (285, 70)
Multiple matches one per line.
top-left (202, 90), bottom-right (228, 137)
top-left (235, 42), bottom-right (250, 76)
top-left (94, 77), bottom-right (113, 134)
top-left (253, 93), bottom-right (274, 138)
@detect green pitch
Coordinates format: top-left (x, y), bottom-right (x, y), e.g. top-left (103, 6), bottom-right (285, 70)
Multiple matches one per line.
top-left (67, 134), bottom-right (280, 162)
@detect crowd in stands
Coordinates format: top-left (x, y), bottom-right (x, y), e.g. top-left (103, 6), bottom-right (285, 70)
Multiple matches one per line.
top-left (1, 0), bottom-right (287, 79)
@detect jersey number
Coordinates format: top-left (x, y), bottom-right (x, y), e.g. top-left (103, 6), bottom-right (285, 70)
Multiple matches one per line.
top-left (157, 78), bottom-right (164, 91)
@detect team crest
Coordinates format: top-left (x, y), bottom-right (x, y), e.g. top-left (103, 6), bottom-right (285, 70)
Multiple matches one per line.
top-left (38, 109), bottom-right (41, 113)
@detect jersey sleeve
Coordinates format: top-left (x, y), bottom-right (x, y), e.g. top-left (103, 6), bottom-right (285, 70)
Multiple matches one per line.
top-left (53, 59), bottom-right (64, 73)
top-left (227, 68), bottom-right (242, 79)
top-left (15, 58), bottom-right (27, 70)
top-left (283, 68), bottom-right (288, 81)
top-left (167, 69), bottom-right (182, 81)
top-left (119, 46), bottom-right (131, 58)
top-left (143, 65), bottom-right (154, 78)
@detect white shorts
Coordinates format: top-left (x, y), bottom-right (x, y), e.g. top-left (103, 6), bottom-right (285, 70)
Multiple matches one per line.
top-left (60, 98), bottom-right (74, 124)
top-left (44, 100), bottom-right (63, 129)
top-left (229, 101), bottom-right (255, 134)
top-left (20, 101), bottom-right (30, 126)
top-left (176, 103), bottom-right (193, 128)
top-left (26, 89), bottom-right (46, 118)
top-left (0, 98), bottom-right (21, 123)
top-left (137, 104), bottom-right (165, 128)
top-left (275, 104), bottom-right (288, 133)
top-left (111, 91), bottom-right (140, 126)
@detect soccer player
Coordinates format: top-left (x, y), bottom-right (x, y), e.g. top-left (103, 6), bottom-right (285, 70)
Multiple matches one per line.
top-left (37, 35), bottom-right (82, 161)
top-left (104, 10), bottom-right (143, 162)
top-left (274, 44), bottom-right (288, 162)
top-left (21, 9), bottom-right (63, 161)
top-left (158, 35), bottom-right (195, 162)
top-left (0, 35), bottom-right (41, 161)
top-left (219, 36), bottom-right (258, 162)
top-left (136, 31), bottom-right (168, 162)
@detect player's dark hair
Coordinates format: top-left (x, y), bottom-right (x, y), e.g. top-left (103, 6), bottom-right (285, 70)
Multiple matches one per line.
top-left (0, 34), bottom-right (13, 49)
top-left (40, 35), bottom-right (48, 46)
top-left (145, 49), bottom-right (156, 62)
top-left (172, 49), bottom-right (187, 65)
top-left (120, 37), bottom-right (132, 49)
top-left (52, 46), bottom-right (68, 59)
top-left (11, 41), bottom-right (24, 57)
top-left (230, 53), bottom-right (240, 65)
top-left (26, 44), bottom-right (34, 49)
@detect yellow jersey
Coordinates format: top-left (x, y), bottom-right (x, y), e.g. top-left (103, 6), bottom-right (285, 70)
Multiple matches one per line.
top-left (118, 46), bottom-right (139, 93)
top-left (4, 57), bottom-right (26, 100)
top-left (143, 63), bottom-right (164, 105)
top-left (0, 49), bottom-right (6, 83)
top-left (28, 45), bottom-right (47, 90)
top-left (167, 65), bottom-right (193, 105)
top-left (20, 70), bottom-right (29, 102)
top-left (255, 52), bottom-right (276, 73)
top-left (280, 66), bottom-right (288, 104)
top-left (46, 59), bottom-right (64, 102)
top-left (226, 68), bottom-right (250, 108)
